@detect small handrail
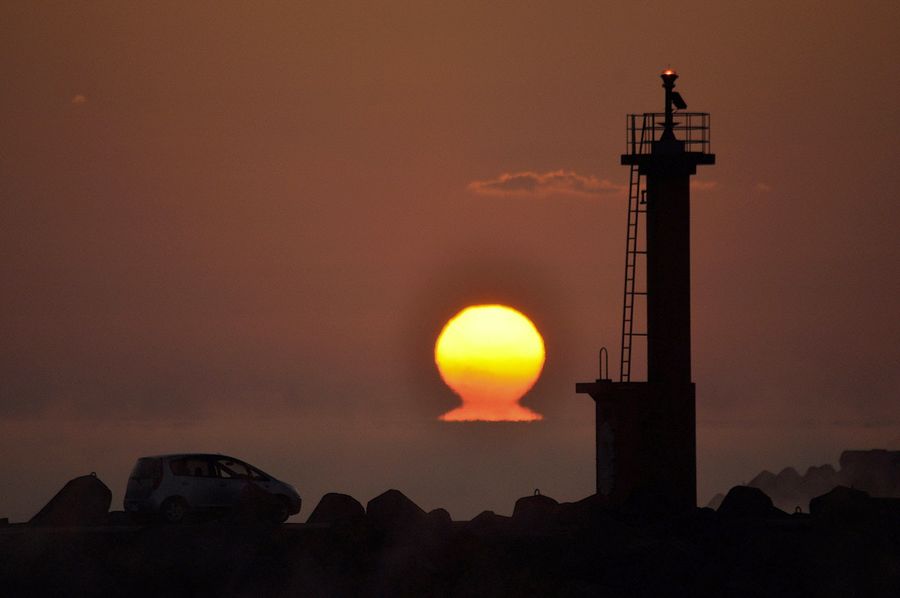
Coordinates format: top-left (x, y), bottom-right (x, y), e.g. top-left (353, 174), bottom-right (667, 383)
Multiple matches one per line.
top-left (598, 347), bottom-right (610, 381)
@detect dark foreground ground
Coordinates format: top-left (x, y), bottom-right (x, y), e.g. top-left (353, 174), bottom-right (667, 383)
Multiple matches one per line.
top-left (2, 487), bottom-right (900, 598)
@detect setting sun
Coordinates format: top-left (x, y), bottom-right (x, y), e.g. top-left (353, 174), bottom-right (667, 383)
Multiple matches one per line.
top-left (435, 305), bottom-right (545, 421)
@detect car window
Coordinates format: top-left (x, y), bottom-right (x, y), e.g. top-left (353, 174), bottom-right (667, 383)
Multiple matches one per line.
top-left (131, 458), bottom-right (162, 480)
top-left (246, 465), bottom-right (269, 482)
top-left (216, 459), bottom-right (251, 479)
top-left (170, 457), bottom-right (214, 477)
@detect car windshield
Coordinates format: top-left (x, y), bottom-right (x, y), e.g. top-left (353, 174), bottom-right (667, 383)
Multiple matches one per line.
top-left (215, 458), bottom-right (268, 481)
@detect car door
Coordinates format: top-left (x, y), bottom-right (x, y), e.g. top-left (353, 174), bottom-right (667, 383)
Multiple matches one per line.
top-left (243, 461), bottom-right (274, 493)
top-left (169, 456), bottom-right (220, 508)
top-left (213, 457), bottom-right (251, 507)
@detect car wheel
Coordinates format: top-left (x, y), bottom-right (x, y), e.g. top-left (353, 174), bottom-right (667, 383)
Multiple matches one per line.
top-left (270, 496), bottom-right (291, 524)
top-left (161, 497), bottom-right (188, 524)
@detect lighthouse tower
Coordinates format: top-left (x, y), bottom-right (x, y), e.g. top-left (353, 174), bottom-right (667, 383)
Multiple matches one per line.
top-left (576, 71), bottom-right (715, 512)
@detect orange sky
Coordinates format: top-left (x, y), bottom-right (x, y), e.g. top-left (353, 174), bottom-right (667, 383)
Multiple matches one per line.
top-left (1, 2), bottom-right (899, 521)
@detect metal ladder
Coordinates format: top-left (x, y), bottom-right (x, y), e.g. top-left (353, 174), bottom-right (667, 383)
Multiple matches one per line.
top-left (619, 115), bottom-right (650, 382)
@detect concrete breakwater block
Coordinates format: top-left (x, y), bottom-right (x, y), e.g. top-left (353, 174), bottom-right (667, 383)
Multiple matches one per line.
top-left (308, 492), bottom-right (366, 526)
top-left (366, 489), bottom-right (427, 531)
top-left (30, 473), bottom-right (111, 527)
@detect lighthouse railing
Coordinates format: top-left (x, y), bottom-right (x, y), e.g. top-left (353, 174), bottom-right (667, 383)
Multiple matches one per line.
top-left (627, 112), bottom-right (710, 155)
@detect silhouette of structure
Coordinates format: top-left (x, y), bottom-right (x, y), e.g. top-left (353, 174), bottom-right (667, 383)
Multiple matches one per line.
top-left (577, 71), bottom-right (714, 511)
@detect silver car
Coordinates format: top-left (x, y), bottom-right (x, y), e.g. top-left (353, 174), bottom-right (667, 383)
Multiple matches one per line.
top-left (124, 453), bottom-right (301, 523)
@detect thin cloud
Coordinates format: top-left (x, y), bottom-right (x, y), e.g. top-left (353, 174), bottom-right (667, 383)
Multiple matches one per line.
top-left (756, 182), bottom-right (772, 193)
top-left (71, 94), bottom-right (87, 105)
top-left (468, 170), bottom-right (624, 198)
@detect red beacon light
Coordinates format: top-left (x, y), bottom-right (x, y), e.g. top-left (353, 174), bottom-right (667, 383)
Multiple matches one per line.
top-left (661, 69), bottom-right (679, 85)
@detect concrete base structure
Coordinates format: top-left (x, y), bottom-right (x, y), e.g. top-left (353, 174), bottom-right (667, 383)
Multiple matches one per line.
top-left (576, 380), bottom-right (696, 512)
